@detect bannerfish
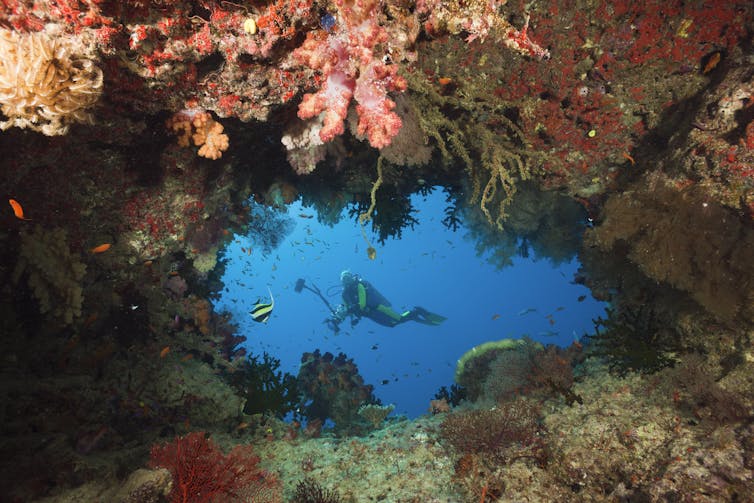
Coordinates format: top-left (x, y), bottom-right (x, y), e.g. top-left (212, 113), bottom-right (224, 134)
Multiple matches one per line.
top-left (249, 287), bottom-right (274, 323)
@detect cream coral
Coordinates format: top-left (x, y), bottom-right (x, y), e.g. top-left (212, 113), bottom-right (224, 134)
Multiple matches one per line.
top-left (0, 28), bottom-right (103, 136)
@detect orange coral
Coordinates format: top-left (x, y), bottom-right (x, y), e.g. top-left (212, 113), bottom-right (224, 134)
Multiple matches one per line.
top-left (166, 111), bottom-right (229, 160)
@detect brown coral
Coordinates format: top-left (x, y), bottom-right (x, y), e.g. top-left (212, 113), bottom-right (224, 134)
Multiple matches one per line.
top-left (0, 28), bottom-right (103, 136)
top-left (439, 399), bottom-right (547, 466)
top-left (585, 174), bottom-right (754, 322)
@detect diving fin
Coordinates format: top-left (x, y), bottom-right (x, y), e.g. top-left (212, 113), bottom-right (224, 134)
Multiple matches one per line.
top-left (413, 306), bottom-right (447, 325)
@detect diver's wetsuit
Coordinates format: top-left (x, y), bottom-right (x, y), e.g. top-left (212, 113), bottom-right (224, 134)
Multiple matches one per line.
top-left (340, 275), bottom-right (445, 328)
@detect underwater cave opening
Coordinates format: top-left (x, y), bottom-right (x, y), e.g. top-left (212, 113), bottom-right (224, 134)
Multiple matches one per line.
top-left (214, 187), bottom-right (607, 419)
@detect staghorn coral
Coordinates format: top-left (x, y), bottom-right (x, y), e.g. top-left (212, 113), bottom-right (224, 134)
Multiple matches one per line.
top-left (12, 225), bottom-right (86, 325)
top-left (0, 28), bottom-right (102, 136)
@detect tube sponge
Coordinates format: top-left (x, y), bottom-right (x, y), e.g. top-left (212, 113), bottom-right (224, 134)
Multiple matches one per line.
top-left (12, 225), bottom-right (86, 325)
top-left (0, 28), bottom-right (103, 136)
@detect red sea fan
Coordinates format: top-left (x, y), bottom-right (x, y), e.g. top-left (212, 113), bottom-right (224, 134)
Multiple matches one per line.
top-left (149, 431), bottom-right (280, 503)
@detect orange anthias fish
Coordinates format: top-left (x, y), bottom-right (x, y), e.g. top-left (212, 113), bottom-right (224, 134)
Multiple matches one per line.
top-left (159, 346), bottom-right (170, 358)
top-left (8, 199), bottom-right (31, 220)
top-left (90, 243), bottom-right (112, 254)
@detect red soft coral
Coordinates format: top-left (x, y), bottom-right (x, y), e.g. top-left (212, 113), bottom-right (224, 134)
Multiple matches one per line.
top-left (149, 431), bottom-right (279, 503)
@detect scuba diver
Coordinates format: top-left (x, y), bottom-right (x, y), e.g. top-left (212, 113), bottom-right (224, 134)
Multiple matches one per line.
top-left (327, 270), bottom-right (446, 332)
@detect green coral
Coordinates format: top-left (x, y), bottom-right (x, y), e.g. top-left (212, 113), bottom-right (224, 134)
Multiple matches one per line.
top-left (455, 338), bottom-right (538, 400)
top-left (12, 225), bottom-right (86, 325)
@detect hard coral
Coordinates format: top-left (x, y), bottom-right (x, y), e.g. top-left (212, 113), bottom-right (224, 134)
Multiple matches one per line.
top-left (0, 28), bottom-right (103, 136)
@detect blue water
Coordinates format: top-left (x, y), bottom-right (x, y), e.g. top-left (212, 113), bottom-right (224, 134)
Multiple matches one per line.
top-left (214, 188), bottom-right (606, 418)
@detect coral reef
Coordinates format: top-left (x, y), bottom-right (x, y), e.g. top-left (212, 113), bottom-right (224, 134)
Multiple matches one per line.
top-left (291, 0), bottom-right (408, 149)
top-left (149, 431), bottom-right (280, 503)
top-left (439, 400), bottom-right (547, 466)
top-left (296, 350), bottom-right (378, 434)
top-left (586, 305), bottom-right (679, 376)
top-left (225, 352), bottom-right (301, 419)
top-left (114, 468), bottom-right (173, 503)
top-left (585, 173), bottom-right (754, 323)
top-left (1, 1), bottom-right (753, 502)
top-left (0, 27), bottom-right (103, 135)
top-left (12, 225), bottom-right (86, 325)
top-left (356, 403), bottom-right (395, 429)
top-left (291, 478), bottom-right (342, 503)
top-left (454, 338), bottom-right (530, 400)
top-left (166, 110), bottom-right (229, 160)
top-left (480, 341), bottom-right (584, 406)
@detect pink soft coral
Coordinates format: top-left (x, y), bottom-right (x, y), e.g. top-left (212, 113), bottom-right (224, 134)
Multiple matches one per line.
top-left (293, 0), bottom-right (407, 148)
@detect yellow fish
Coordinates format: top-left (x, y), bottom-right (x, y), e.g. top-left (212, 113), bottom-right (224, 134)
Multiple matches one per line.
top-left (249, 287), bottom-right (274, 323)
